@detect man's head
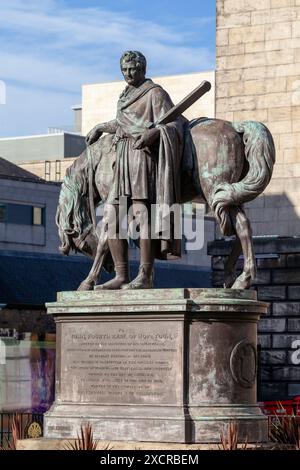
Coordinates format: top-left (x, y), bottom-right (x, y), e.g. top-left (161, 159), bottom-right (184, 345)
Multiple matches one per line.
top-left (120, 51), bottom-right (146, 87)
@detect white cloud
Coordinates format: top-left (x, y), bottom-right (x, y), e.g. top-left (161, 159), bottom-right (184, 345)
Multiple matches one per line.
top-left (0, 0), bottom-right (215, 136)
top-left (0, 1), bottom-right (185, 47)
top-left (0, 51), bottom-right (107, 93)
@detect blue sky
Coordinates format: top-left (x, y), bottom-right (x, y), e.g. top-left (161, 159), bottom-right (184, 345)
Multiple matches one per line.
top-left (0, 0), bottom-right (216, 137)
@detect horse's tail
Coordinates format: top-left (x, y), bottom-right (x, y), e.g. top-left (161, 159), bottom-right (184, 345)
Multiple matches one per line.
top-left (211, 121), bottom-right (275, 235)
top-left (56, 150), bottom-right (93, 255)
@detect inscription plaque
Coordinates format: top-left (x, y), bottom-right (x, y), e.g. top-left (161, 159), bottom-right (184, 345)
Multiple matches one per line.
top-left (60, 321), bottom-right (182, 405)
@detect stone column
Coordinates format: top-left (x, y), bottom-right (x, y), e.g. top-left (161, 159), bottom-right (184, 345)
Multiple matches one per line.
top-left (45, 288), bottom-right (268, 443)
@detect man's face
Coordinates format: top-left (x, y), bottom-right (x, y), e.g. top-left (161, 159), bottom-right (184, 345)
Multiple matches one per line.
top-left (121, 60), bottom-right (145, 87)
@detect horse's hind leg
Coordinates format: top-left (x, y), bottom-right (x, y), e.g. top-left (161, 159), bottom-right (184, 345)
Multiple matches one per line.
top-left (223, 238), bottom-right (242, 288)
top-left (229, 206), bottom-right (256, 289)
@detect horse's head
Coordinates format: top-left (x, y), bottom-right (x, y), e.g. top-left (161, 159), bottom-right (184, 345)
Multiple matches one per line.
top-left (56, 134), bottom-right (116, 255)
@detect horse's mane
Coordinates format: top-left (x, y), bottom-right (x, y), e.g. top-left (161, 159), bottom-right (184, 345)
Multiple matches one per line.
top-left (56, 139), bottom-right (105, 255)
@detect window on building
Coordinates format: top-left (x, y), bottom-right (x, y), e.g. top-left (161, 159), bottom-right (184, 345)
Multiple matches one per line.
top-left (33, 207), bottom-right (43, 225)
top-left (7, 203), bottom-right (32, 225)
top-left (45, 161), bottom-right (51, 181)
top-left (0, 202), bottom-right (45, 226)
top-left (55, 160), bottom-right (61, 182)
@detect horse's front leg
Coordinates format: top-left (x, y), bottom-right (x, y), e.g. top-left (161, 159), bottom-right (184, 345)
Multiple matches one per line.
top-left (229, 207), bottom-right (256, 289)
top-left (77, 232), bottom-right (109, 291)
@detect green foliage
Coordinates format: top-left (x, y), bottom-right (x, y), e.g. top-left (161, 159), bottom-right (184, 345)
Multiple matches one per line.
top-left (63, 423), bottom-right (99, 451)
top-left (269, 403), bottom-right (300, 450)
top-left (219, 421), bottom-right (248, 451)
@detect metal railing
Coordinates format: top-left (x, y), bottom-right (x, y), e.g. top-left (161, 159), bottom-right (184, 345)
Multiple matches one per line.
top-left (0, 412), bottom-right (43, 448)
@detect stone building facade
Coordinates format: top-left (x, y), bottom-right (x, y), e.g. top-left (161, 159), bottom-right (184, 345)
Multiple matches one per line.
top-left (0, 132), bottom-right (85, 165)
top-left (19, 157), bottom-right (75, 182)
top-left (0, 159), bottom-right (60, 254)
top-left (215, 0), bottom-right (300, 400)
top-left (216, 0), bottom-right (300, 236)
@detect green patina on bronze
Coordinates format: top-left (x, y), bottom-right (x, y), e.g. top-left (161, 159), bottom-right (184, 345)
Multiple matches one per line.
top-left (56, 52), bottom-right (276, 292)
top-left (47, 288), bottom-right (268, 318)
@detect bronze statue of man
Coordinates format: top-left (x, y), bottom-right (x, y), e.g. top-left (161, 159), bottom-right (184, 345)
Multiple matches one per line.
top-left (86, 51), bottom-right (186, 289)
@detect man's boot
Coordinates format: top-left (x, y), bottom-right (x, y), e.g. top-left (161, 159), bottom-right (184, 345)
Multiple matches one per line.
top-left (122, 262), bottom-right (153, 289)
top-left (123, 238), bottom-right (154, 289)
top-left (97, 239), bottom-right (130, 289)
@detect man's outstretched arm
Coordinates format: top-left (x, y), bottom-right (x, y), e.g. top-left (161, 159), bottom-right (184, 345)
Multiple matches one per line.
top-left (86, 119), bottom-right (117, 145)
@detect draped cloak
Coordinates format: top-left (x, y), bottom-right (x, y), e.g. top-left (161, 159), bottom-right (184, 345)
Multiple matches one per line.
top-left (107, 79), bottom-right (201, 259)
top-left (107, 78), bottom-right (187, 259)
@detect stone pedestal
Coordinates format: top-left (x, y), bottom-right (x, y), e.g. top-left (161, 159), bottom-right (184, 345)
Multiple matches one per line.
top-left (45, 288), bottom-right (268, 443)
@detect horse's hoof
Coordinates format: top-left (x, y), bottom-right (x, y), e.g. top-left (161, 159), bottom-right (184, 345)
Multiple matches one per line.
top-left (223, 272), bottom-right (236, 288)
top-left (77, 280), bottom-right (94, 291)
top-left (95, 276), bottom-right (130, 290)
top-left (231, 272), bottom-right (251, 290)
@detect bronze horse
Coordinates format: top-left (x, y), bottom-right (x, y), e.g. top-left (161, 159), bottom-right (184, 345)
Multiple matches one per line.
top-left (56, 118), bottom-right (275, 290)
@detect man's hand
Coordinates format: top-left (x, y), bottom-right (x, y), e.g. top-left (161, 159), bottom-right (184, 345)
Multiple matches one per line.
top-left (86, 125), bottom-right (103, 146)
top-left (132, 128), bottom-right (160, 150)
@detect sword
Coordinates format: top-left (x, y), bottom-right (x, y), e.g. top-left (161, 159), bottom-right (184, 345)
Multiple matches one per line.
top-left (155, 80), bottom-right (211, 126)
top-left (87, 80), bottom-right (211, 224)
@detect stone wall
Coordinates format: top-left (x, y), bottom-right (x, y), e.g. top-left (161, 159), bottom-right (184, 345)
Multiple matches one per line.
top-left (208, 236), bottom-right (300, 400)
top-left (216, 0), bottom-right (300, 236)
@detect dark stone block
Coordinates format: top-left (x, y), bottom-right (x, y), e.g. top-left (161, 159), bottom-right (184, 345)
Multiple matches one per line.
top-left (208, 239), bottom-right (234, 256)
top-left (257, 255), bottom-right (286, 269)
top-left (212, 256), bottom-right (244, 271)
top-left (257, 286), bottom-right (286, 301)
top-left (272, 367), bottom-right (300, 381)
top-left (273, 302), bottom-right (300, 316)
top-left (258, 318), bottom-right (286, 333)
top-left (258, 334), bottom-right (271, 348)
top-left (273, 334), bottom-right (300, 348)
top-left (260, 367), bottom-right (272, 381)
top-left (287, 254), bottom-right (300, 268)
top-left (259, 382), bottom-right (287, 401)
top-left (253, 270), bottom-right (271, 285)
top-left (208, 237), bottom-right (300, 257)
top-left (254, 238), bottom-right (300, 255)
top-left (288, 287), bottom-right (300, 300)
top-left (273, 270), bottom-right (300, 284)
top-left (260, 350), bottom-right (286, 365)
top-left (287, 319), bottom-right (300, 332)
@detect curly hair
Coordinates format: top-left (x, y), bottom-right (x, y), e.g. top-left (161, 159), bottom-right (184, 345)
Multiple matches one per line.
top-left (120, 50), bottom-right (147, 73)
